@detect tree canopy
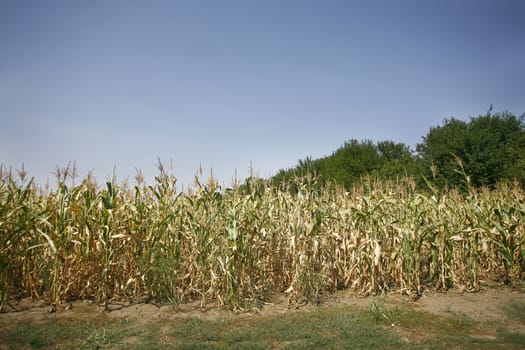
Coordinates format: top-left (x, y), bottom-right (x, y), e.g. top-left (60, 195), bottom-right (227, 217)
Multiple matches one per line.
top-left (272, 139), bottom-right (419, 190)
top-left (416, 110), bottom-right (525, 188)
top-left (272, 109), bottom-right (525, 191)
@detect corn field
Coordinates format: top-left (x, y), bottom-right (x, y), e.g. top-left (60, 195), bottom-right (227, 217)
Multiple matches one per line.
top-left (1, 165), bottom-right (524, 311)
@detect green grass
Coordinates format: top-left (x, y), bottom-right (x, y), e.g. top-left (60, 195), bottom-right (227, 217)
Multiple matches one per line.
top-left (169, 310), bottom-right (405, 349)
top-left (1, 301), bottom-right (524, 349)
top-left (505, 300), bottom-right (525, 324)
top-left (0, 317), bottom-right (140, 350)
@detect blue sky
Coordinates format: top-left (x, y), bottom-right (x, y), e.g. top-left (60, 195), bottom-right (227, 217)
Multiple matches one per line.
top-left (1, 0), bottom-right (524, 189)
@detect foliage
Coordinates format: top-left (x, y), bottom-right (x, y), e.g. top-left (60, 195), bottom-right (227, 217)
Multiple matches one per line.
top-left (1, 164), bottom-right (524, 312)
top-left (272, 139), bottom-right (420, 190)
top-left (417, 109), bottom-right (525, 189)
top-left (273, 109), bottom-right (525, 192)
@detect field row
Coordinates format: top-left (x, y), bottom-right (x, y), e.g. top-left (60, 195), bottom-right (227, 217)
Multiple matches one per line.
top-left (1, 168), bottom-right (524, 310)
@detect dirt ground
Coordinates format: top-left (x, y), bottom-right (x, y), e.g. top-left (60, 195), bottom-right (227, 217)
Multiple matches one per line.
top-left (1, 284), bottom-right (524, 335)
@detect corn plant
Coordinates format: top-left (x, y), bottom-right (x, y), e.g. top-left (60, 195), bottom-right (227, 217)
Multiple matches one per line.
top-left (1, 165), bottom-right (524, 311)
top-left (0, 170), bottom-right (35, 309)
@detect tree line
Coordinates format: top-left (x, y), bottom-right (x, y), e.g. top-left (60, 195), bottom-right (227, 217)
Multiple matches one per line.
top-left (272, 109), bottom-right (525, 190)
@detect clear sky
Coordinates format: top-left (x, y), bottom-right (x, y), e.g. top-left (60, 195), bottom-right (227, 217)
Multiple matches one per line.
top-left (1, 0), bottom-right (524, 189)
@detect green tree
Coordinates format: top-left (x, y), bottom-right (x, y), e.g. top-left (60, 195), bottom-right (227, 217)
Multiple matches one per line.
top-left (375, 140), bottom-right (420, 180)
top-left (272, 139), bottom-right (419, 190)
top-left (325, 139), bottom-right (380, 189)
top-left (417, 110), bottom-right (525, 188)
